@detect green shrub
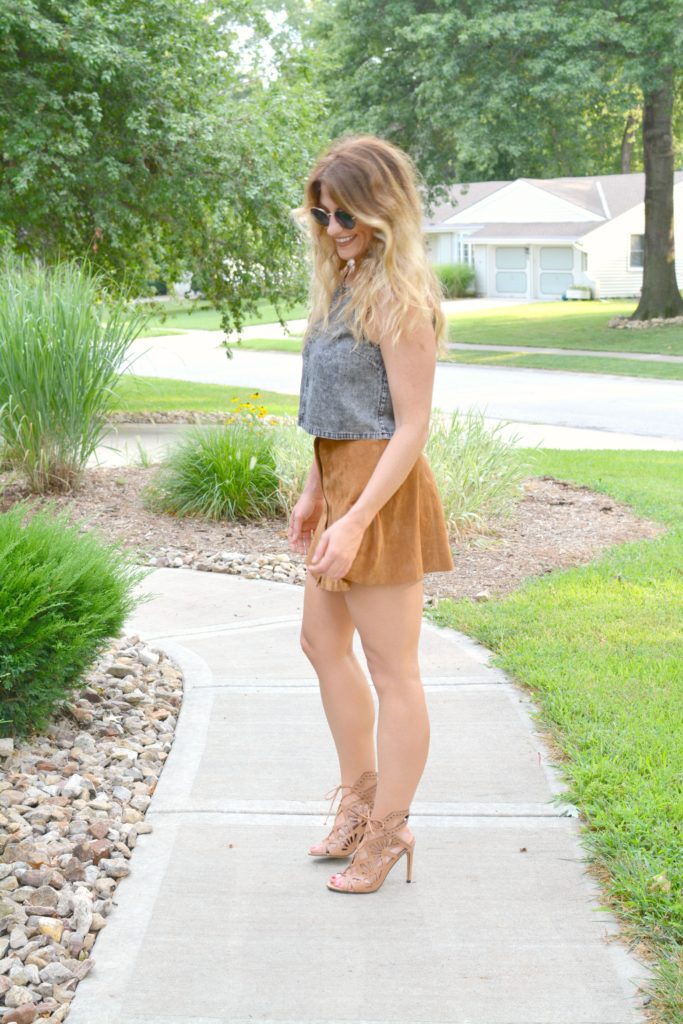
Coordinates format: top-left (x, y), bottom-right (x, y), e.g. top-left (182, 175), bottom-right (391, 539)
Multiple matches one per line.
top-left (142, 422), bottom-right (281, 520)
top-left (139, 406), bottom-right (530, 536)
top-left (435, 262), bottom-right (476, 298)
top-left (427, 408), bottom-right (535, 539)
top-left (0, 254), bottom-right (149, 493)
top-left (0, 502), bottom-right (150, 739)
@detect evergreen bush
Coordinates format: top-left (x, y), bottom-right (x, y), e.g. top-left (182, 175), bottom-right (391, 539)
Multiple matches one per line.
top-left (0, 501), bottom-right (150, 738)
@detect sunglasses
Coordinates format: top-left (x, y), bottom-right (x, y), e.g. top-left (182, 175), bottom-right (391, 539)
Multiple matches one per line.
top-left (310, 207), bottom-right (356, 230)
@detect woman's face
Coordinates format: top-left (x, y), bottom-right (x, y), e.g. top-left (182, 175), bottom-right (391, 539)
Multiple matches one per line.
top-left (318, 182), bottom-right (373, 263)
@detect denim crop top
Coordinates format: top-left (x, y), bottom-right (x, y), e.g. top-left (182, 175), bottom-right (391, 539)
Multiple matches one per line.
top-left (297, 291), bottom-right (395, 440)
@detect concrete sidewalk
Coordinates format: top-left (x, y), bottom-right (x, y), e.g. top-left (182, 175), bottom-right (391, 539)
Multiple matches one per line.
top-left (68, 569), bottom-right (650, 1024)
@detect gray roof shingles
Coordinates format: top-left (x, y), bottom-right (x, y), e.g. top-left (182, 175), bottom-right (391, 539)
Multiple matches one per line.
top-left (425, 171), bottom-right (683, 234)
top-left (467, 221), bottom-right (604, 240)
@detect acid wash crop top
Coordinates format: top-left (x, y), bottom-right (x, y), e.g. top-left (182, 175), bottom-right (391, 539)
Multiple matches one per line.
top-left (297, 291), bottom-right (395, 440)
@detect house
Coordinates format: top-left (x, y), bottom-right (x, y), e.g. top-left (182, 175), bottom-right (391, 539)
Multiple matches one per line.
top-left (424, 171), bottom-right (683, 299)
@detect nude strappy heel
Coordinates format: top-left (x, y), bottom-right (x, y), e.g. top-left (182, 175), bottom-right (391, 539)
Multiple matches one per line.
top-left (308, 770), bottom-right (378, 858)
top-left (326, 808), bottom-right (414, 893)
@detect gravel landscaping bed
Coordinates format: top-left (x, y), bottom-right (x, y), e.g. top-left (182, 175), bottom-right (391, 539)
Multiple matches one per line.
top-left (0, 464), bottom-right (665, 604)
top-left (0, 637), bottom-right (181, 1024)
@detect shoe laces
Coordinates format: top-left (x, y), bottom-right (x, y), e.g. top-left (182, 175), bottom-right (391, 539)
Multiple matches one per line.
top-left (322, 773), bottom-right (377, 826)
top-left (322, 782), bottom-right (354, 826)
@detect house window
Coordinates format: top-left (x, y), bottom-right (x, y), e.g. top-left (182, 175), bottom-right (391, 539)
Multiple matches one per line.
top-left (454, 235), bottom-right (474, 265)
top-left (629, 234), bottom-right (645, 269)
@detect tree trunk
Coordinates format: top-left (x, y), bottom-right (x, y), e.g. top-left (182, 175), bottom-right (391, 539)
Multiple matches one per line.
top-left (620, 110), bottom-right (638, 174)
top-left (631, 73), bottom-right (683, 320)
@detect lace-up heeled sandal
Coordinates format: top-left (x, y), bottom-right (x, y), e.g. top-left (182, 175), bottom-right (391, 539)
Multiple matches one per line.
top-left (308, 770), bottom-right (378, 858)
top-left (326, 808), bottom-right (414, 893)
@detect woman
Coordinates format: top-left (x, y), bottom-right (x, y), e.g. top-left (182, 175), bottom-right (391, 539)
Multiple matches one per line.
top-left (287, 134), bottom-right (454, 893)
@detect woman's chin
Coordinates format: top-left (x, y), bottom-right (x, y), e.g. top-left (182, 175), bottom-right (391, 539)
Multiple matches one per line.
top-left (337, 245), bottom-right (367, 263)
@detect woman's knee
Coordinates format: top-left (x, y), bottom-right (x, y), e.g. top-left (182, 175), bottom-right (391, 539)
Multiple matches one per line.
top-left (299, 627), bottom-right (318, 664)
top-left (300, 625), bottom-right (352, 668)
top-left (363, 652), bottom-right (422, 698)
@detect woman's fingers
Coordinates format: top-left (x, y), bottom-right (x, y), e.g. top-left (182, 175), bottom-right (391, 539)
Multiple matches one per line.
top-left (309, 531), bottom-right (329, 566)
top-left (309, 533), bottom-right (350, 578)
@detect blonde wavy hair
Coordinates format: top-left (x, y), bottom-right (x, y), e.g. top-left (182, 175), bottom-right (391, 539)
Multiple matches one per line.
top-left (293, 134), bottom-right (447, 355)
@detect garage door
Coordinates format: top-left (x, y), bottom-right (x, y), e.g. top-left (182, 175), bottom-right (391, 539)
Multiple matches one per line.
top-left (539, 247), bottom-right (574, 296)
top-left (495, 247), bottom-right (527, 294)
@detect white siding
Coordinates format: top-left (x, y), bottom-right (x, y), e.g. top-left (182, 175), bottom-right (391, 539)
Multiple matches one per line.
top-left (443, 180), bottom-right (604, 225)
top-left (581, 183), bottom-right (683, 298)
top-left (425, 231), bottom-right (474, 265)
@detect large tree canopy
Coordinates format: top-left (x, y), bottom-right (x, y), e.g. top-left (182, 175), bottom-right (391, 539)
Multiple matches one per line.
top-left (307, 0), bottom-right (683, 317)
top-left (0, 0), bottom-right (326, 330)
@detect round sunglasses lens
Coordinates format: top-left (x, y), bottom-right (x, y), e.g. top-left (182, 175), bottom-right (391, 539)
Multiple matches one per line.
top-left (310, 208), bottom-right (329, 226)
top-left (336, 210), bottom-right (356, 230)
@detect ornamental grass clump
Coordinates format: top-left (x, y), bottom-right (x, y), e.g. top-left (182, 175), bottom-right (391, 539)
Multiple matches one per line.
top-left (142, 419), bottom-right (281, 521)
top-left (270, 414), bottom-right (314, 515)
top-left (0, 254), bottom-right (149, 493)
top-left (435, 262), bottom-right (476, 298)
top-left (427, 408), bottom-right (534, 539)
top-left (0, 501), bottom-right (150, 739)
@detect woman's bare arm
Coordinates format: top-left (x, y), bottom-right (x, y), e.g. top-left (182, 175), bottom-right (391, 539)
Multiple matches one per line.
top-left (344, 308), bottom-right (436, 529)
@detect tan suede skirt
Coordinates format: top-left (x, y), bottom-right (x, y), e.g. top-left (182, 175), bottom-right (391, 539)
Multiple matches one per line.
top-left (305, 436), bottom-right (455, 591)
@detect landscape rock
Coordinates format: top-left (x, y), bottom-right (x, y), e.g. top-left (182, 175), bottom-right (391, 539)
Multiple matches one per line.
top-left (608, 314), bottom-right (683, 329)
top-left (2, 987), bottom-right (34, 1008)
top-left (0, 636), bottom-right (181, 1015)
top-left (1, 1003), bottom-right (38, 1023)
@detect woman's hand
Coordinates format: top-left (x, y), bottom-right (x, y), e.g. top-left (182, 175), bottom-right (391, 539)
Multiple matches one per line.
top-left (288, 489), bottom-right (325, 556)
top-left (307, 512), bottom-right (367, 580)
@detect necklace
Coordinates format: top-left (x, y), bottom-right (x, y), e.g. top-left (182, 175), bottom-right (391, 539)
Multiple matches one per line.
top-left (342, 258), bottom-right (356, 289)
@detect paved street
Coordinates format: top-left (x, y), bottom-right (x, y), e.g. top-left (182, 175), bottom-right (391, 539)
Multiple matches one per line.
top-left (123, 329), bottom-right (683, 447)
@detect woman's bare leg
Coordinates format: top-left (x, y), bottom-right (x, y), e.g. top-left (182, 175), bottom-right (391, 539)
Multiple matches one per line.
top-left (345, 578), bottom-right (428, 817)
top-left (300, 571), bottom-right (376, 852)
top-left (328, 578), bottom-right (426, 887)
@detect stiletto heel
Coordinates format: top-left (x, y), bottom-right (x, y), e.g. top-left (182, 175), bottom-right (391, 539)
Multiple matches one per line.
top-left (327, 809), bottom-right (414, 893)
top-left (308, 770), bottom-right (378, 858)
top-left (405, 840), bottom-right (414, 883)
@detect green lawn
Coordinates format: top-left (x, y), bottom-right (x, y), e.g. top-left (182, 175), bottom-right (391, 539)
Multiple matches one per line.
top-left (223, 334), bottom-right (683, 380)
top-left (427, 449), bottom-right (683, 1020)
top-left (137, 299), bottom-right (308, 336)
top-left (443, 348), bottom-right (683, 380)
top-left (448, 300), bottom-right (683, 356)
top-left (110, 375), bottom-right (299, 417)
